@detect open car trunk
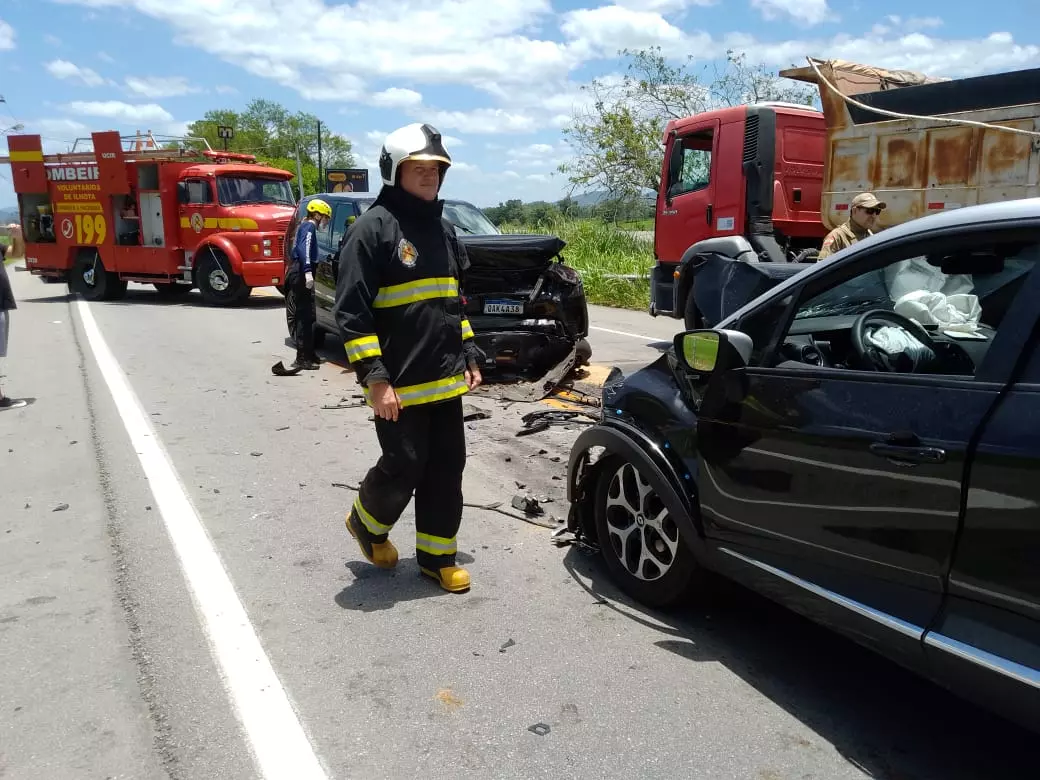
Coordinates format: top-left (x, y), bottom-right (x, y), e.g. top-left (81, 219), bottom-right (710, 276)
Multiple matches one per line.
top-left (459, 234), bottom-right (589, 378)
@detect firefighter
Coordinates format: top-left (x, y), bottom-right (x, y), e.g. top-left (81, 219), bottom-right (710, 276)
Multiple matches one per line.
top-left (817, 192), bottom-right (886, 260)
top-left (334, 122), bottom-right (484, 593)
top-left (287, 198), bottom-right (332, 370)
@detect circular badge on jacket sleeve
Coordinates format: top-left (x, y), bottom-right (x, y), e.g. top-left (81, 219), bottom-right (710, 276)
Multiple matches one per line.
top-left (397, 238), bottom-right (418, 267)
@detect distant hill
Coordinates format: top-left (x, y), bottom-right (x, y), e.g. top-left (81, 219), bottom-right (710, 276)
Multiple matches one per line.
top-left (569, 189), bottom-right (655, 208)
top-left (0, 207), bottom-right (18, 224)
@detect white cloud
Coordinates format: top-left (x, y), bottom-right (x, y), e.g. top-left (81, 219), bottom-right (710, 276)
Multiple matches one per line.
top-left (0, 19), bottom-right (14, 50)
top-left (742, 29), bottom-right (1040, 78)
top-left (215, 85), bottom-right (238, 95)
top-left (62, 100), bottom-right (175, 124)
top-left (367, 87), bottom-right (423, 109)
top-left (98, 51), bottom-right (115, 63)
top-left (614, 0), bottom-right (717, 10)
top-left (561, 5), bottom-right (690, 58)
top-left (44, 34), bottom-right (62, 46)
top-left (751, 0), bottom-right (832, 26)
top-left (46, 59), bottom-right (106, 87)
top-left (125, 75), bottom-right (200, 98)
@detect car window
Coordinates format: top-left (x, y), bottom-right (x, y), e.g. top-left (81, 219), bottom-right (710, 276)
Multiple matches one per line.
top-left (760, 235), bottom-right (1040, 378)
top-left (442, 202), bottom-right (500, 235)
top-left (330, 203), bottom-right (355, 249)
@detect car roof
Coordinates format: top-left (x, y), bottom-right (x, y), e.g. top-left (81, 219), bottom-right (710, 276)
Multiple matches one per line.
top-left (719, 196), bottom-right (1040, 325)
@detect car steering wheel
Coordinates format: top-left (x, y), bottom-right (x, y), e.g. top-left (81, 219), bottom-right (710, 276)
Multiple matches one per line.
top-left (851, 309), bottom-right (938, 372)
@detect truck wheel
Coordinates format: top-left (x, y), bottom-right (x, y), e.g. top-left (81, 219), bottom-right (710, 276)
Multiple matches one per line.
top-left (682, 289), bottom-right (703, 331)
top-left (70, 251), bottom-right (124, 301)
top-left (195, 248), bottom-right (250, 306)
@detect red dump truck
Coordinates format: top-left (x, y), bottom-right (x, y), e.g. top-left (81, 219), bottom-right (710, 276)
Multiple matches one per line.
top-left (651, 58), bottom-right (1040, 327)
top-left (2, 130), bottom-right (297, 305)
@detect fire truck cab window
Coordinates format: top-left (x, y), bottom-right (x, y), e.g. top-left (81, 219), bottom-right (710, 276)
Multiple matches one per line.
top-left (216, 176), bottom-right (294, 207)
top-left (180, 179), bottom-right (212, 205)
top-left (668, 131), bottom-right (713, 198)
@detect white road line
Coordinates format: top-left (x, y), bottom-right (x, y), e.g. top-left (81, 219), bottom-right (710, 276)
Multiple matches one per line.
top-left (590, 324), bottom-right (670, 342)
top-left (74, 298), bottom-right (328, 780)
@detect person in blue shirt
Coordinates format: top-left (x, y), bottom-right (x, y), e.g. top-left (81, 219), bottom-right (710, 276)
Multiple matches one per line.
top-left (288, 198), bottom-right (332, 369)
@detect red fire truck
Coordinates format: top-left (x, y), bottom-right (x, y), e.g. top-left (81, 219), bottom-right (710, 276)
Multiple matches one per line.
top-left (2, 130), bottom-right (297, 305)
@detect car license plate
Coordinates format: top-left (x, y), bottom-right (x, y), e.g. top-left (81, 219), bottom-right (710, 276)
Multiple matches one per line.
top-left (483, 300), bottom-right (524, 315)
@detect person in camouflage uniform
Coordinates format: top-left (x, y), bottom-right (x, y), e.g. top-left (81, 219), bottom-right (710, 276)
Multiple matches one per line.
top-left (818, 192), bottom-right (886, 260)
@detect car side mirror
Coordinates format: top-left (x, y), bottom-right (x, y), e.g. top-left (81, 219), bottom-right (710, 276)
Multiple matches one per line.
top-left (673, 329), bottom-right (753, 375)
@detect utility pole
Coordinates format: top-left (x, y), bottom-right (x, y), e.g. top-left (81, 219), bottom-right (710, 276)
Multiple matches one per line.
top-left (294, 145), bottom-right (305, 200)
top-left (316, 120), bottom-right (323, 192)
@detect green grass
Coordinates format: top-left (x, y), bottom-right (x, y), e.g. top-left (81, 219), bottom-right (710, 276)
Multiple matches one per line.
top-left (499, 218), bottom-right (652, 310)
top-left (617, 218), bottom-right (654, 231)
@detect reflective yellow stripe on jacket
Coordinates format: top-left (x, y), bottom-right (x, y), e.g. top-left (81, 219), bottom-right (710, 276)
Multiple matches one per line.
top-left (344, 334), bottom-right (381, 363)
top-left (373, 277), bottom-right (458, 309)
top-left (363, 373), bottom-right (469, 408)
top-left (460, 319), bottom-right (474, 340)
top-left (353, 496), bottom-right (391, 536)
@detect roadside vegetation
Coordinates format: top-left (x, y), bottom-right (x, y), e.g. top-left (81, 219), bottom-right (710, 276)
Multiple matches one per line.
top-left (501, 218), bottom-right (652, 311)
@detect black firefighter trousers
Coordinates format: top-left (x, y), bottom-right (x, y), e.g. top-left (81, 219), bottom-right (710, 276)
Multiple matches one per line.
top-left (349, 396), bottom-right (466, 570)
top-left (286, 268), bottom-right (316, 354)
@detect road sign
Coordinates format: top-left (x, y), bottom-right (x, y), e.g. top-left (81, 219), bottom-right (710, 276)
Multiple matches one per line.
top-left (325, 168), bottom-right (369, 193)
top-left (217, 125), bottom-right (234, 140)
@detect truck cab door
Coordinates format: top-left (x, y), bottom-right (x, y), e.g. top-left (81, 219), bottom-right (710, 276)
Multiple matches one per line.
top-left (657, 120), bottom-right (720, 264)
top-left (178, 178), bottom-right (217, 252)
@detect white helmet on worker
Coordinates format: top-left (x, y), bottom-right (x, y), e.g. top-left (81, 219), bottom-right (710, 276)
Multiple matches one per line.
top-left (378, 123), bottom-right (452, 188)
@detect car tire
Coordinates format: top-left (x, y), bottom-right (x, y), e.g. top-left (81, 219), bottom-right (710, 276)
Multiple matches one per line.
top-left (195, 248), bottom-right (250, 306)
top-left (575, 338), bottom-right (592, 367)
top-left (593, 455), bottom-right (698, 608)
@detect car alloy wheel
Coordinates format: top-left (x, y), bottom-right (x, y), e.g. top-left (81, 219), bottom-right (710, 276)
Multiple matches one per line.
top-left (603, 462), bottom-right (680, 581)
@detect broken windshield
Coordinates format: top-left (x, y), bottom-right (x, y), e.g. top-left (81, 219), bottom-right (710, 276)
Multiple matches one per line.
top-left (216, 176), bottom-right (295, 207)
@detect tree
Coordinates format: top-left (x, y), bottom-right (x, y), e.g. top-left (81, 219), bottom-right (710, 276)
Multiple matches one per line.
top-left (559, 48), bottom-right (818, 209)
top-left (180, 99), bottom-right (355, 194)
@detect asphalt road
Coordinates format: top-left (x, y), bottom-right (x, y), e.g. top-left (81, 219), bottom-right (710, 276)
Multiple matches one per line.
top-left (1, 270), bottom-right (1035, 780)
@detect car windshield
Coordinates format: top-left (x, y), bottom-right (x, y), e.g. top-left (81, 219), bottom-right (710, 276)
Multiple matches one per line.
top-left (216, 176), bottom-right (295, 206)
top-left (443, 202), bottom-right (500, 235)
top-left (356, 198), bottom-right (376, 214)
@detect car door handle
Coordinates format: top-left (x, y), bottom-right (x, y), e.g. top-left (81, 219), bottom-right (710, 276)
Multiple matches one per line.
top-left (869, 442), bottom-right (947, 464)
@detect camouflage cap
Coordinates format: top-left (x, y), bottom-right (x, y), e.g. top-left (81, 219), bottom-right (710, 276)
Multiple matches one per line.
top-left (851, 192), bottom-right (886, 210)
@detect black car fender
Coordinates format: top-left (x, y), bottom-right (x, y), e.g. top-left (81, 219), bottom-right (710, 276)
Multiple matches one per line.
top-left (566, 419), bottom-right (705, 559)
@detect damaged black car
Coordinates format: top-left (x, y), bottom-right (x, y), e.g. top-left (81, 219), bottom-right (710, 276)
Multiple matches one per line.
top-left (283, 193), bottom-right (591, 379)
top-left (564, 200), bottom-right (1040, 734)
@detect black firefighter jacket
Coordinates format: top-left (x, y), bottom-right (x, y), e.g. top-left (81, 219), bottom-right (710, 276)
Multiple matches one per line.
top-left (333, 185), bottom-right (483, 408)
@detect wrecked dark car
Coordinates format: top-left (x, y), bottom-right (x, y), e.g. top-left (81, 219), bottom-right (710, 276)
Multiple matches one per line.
top-left (284, 192), bottom-right (590, 380)
top-left (458, 233), bottom-right (590, 378)
top-left (563, 199), bottom-right (1040, 735)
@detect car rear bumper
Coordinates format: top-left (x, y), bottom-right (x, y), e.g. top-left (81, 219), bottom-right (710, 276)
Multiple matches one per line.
top-left (473, 328), bottom-right (576, 375)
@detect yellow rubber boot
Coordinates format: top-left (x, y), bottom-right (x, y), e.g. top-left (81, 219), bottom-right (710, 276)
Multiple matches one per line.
top-left (420, 565), bottom-right (470, 593)
top-left (345, 512), bottom-right (398, 569)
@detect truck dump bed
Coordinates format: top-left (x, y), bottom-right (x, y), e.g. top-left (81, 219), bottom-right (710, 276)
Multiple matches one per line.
top-left (780, 59), bottom-right (1040, 231)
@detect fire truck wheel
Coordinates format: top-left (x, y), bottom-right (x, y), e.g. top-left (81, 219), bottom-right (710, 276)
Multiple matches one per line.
top-left (70, 251), bottom-right (125, 301)
top-left (195, 249), bottom-right (250, 307)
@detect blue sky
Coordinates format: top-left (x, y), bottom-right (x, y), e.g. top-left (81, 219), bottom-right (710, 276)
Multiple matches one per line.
top-left (1, 0), bottom-right (1037, 210)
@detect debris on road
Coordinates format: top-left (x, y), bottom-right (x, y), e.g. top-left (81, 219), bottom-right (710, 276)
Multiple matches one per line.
top-left (528, 723), bottom-right (551, 736)
top-left (511, 494), bottom-right (545, 516)
top-left (516, 409), bottom-right (598, 436)
top-left (250, 451), bottom-right (263, 457)
top-left (499, 638), bottom-right (516, 653)
top-left (271, 360), bottom-right (303, 377)
top-left (52, 503), bottom-right (69, 512)
top-left (462, 404), bottom-right (491, 422)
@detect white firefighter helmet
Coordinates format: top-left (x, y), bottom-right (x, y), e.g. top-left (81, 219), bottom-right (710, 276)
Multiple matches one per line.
top-left (378, 123), bottom-right (452, 187)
